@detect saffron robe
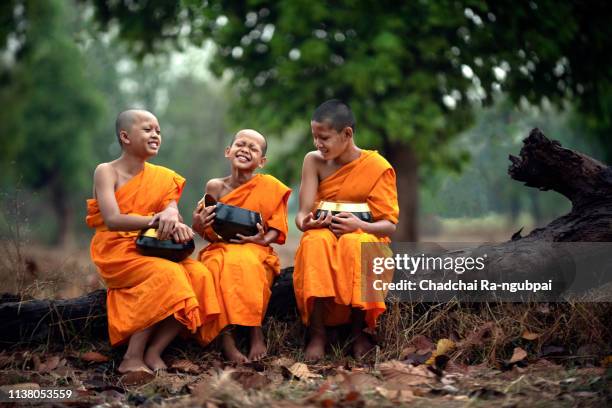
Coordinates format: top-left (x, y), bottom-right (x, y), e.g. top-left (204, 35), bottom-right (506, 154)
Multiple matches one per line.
top-left (293, 150), bottom-right (399, 329)
top-left (86, 162), bottom-right (219, 346)
top-left (195, 174), bottom-right (291, 345)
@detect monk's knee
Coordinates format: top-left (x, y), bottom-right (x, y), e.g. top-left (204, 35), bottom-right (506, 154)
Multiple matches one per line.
top-left (301, 228), bottom-right (335, 244)
top-left (338, 232), bottom-right (365, 245)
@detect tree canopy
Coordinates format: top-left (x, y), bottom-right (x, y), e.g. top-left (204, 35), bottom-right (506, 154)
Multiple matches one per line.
top-left (82, 0), bottom-right (612, 240)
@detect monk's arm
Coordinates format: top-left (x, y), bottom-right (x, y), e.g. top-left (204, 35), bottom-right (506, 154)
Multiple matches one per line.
top-left (330, 212), bottom-right (396, 237)
top-left (359, 219), bottom-right (396, 237)
top-left (192, 179), bottom-right (221, 240)
top-left (296, 152), bottom-right (331, 231)
top-left (93, 164), bottom-right (154, 231)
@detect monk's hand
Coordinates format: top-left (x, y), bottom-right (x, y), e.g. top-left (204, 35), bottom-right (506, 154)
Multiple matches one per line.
top-left (330, 212), bottom-right (363, 237)
top-left (302, 211), bottom-right (332, 230)
top-left (193, 204), bottom-right (216, 234)
top-left (151, 206), bottom-right (180, 240)
top-left (172, 223), bottom-right (194, 243)
top-left (230, 223), bottom-right (267, 245)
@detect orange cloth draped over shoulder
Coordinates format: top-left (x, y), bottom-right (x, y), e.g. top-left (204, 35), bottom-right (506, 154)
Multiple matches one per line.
top-left (194, 174), bottom-right (291, 345)
top-left (293, 150), bottom-right (399, 329)
top-left (86, 162), bottom-right (219, 346)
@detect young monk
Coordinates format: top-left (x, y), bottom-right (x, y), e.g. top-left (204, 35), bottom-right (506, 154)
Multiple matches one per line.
top-left (86, 109), bottom-right (219, 373)
top-left (293, 99), bottom-right (399, 361)
top-left (192, 129), bottom-right (291, 363)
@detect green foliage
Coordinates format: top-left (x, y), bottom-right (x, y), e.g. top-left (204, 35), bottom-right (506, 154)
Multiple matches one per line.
top-left (421, 98), bottom-right (602, 221)
top-left (0, 0), bottom-right (104, 243)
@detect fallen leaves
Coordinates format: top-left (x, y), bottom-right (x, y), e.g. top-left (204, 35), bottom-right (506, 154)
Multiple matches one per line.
top-left (120, 370), bottom-right (156, 386)
top-left (170, 359), bottom-right (200, 374)
top-left (509, 347), bottom-right (528, 364)
top-left (33, 355), bottom-right (63, 373)
top-left (283, 362), bottom-right (322, 380)
top-left (378, 360), bottom-right (437, 388)
top-left (231, 370), bottom-right (271, 390)
top-left (425, 338), bottom-right (456, 366)
top-left (521, 330), bottom-right (541, 341)
top-left (79, 351), bottom-right (110, 363)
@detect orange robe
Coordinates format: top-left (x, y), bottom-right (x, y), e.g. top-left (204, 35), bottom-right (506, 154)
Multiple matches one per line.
top-left (194, 174), bottom-right (291, 345)
top-left (86, 162), bottom-right (219, 346)
top-left (293, 150), bottom-right (399, 329)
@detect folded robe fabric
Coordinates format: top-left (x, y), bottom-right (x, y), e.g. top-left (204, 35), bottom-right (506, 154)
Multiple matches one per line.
top-left (86, 162), bottom-right (219, 346)
top-left (293, 150), bottom-right (399, 329)
top-left (194, 174), bottom-right (291, 345)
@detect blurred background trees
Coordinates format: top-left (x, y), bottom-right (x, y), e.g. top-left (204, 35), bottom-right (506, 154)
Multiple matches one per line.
top-left (0, 0), bottom-right (610, 246)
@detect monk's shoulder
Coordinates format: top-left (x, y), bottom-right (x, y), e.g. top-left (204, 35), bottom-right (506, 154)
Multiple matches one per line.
top-left (205, 178), bottom-right (225, 197)
top-left (304, 150), bottom-right (325, 164)
top-left (93, 162), bottom-right (117, 184)
top-left (367, 150), bottom-right (393, 170)
top-left (303, 150), bottom-right (326, 173)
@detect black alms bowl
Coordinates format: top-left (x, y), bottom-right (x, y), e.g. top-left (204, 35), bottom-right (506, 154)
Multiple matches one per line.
top-left (204, 194), bottom-right (263, 241)
top-left (136, 228), bottom-right (195, 262)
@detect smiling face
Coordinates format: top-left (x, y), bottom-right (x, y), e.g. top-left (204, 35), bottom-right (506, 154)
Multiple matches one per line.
top-left (225, 129), bottom-right (267, 171)
top-left (311, 120), bottom-right (352, 160)
top-left (119, 110), bottom-right (161, 158)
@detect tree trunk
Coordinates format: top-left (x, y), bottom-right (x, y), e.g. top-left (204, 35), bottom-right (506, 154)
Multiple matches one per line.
top-left (50, 182), bottom-right (74, 247)
top-left (386, 142), bottom-right (419, 242)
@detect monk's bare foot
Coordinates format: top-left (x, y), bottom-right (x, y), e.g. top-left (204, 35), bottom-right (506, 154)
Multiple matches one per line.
top-left (352, 333), bottom-right (374, 359)
top-left (118, 357), bottom-right (153, 374)
top-left (247, 327), bottom-right (267, 361)
top-left (143, 350), bottom-right (167, 371)
top-left (304, 331), bottom-right (326, 362)
top-left (221, 332), bottom-right (249, 364)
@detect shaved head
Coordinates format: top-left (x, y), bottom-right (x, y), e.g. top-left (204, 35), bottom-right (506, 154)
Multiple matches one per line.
top-left (312, 99), bottom-right (355, 132)
top-left (232, 129), bottom-right (268, 155)
top-left (115, 109), bottom-right (156, 145)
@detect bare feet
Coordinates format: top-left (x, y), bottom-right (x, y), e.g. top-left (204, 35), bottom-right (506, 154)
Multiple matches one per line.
top-left (118, 356), bottom-right (153, 374)
top-left (221, 331), bottom-right (249, 364)
top-left (352, 332), bottom-right (374, 359)
top-left (248, 327), bottom-right (267, 361)
top-left (304, 329), bottom-right (326, 362)
top-left (143, 349), bottom-right (168, 371)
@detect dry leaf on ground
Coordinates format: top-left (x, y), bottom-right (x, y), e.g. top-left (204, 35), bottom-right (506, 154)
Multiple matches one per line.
top-left (460, 321), bottom-right (499, 348)
top-left (120, 370), bottom-right (155, 386)
top-left (80, 351), bottom-right (110, 363)
top-left (170, 359), bottom-right (200, 374)
top-left (410, 335), bottom-right (435, 354)
top-left (378, 360), bottom-right (437, 388)
top-left (231, 370), bottom-right (271, 390)
top-left (34, 355), bottom-right (61, 373)
top-left (284, 362), bottom-right (322, 380)
top-left (509, 347), bottom-right (528, 364)
top-left (521, 331), bottom-right (541, 341)
top-left (376, 386), bottom-right (415, 403)
top-left (426, 339), bottom-right (456, 365)
top-left (332, 370), bottom-right (381, 391)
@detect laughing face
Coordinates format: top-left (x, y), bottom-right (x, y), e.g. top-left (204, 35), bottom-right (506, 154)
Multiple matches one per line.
top-left (121, 111), bottom-right (162, 157)
top-left (225, 129), bottom-right (267, 171)
top-left (311, 120), bottom-right (351, 160)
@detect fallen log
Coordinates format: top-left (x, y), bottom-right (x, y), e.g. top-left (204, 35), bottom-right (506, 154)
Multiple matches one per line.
top-left (1, 128), bottom-right (610, 345)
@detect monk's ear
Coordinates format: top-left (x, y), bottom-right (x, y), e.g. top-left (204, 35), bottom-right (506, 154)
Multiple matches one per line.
top-left (224, 146), bottom-right (231, 158)
top-left (258, 156), bottom-right (267, 168)
top-left (342, 126), bottom-right (353, 140)
top-left (119, 130), bottom-right (130, 145)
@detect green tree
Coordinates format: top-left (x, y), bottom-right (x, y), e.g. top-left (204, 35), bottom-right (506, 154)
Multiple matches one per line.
top-left (0, 0), bottom-right (104, 245)
top-left (87, 0), bottom-right (612, 240)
